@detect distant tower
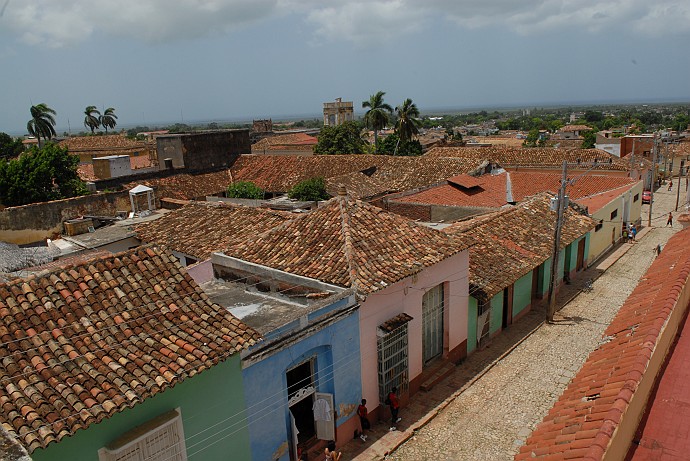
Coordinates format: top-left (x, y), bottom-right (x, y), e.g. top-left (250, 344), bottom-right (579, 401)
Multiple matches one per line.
top-left (323, 98), bottom-right (354, 126)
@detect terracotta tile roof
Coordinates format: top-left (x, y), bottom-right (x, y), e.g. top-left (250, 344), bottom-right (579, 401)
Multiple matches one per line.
top-left (559, 124), bottom-right (593, 132)
top-left (135, 202), bottom-right (290, 260)
top-left (576, 183), bottom-right (638, 214)
top-left (516, 228), bottom-right (690, 461)
top-left (123, 169), bottom-right (235, 200)
top-left (251, 133), bottom-right (317, 152)
top-left (444, 194), bottom-right (595, 301)
top-left (59, 135), bottom-right (147, 152)
top-left (447, 174), bottom-right (485, 189)
top-left (230, 154), bottom-right (486, 194)
top-left (325, 172), bottom-right (391, 200)
top-left (0, 246), bottom-right (260, 453)
top-left (19, 249), bottom-right (113, 274)
top-left (222, 195), bottom-right (467, 295)
top-left (425, 146), bottom-right (646, 171)
top-left (400, 172), bottom-right (638, 210)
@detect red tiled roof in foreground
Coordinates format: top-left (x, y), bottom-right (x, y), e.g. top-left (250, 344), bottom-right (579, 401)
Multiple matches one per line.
top-left (135, 201), bottom-right (290, 260)
top-left (0, 247), bottom-right (260, 453)
top-left (516, 228), bottom-right (690, 461)
top-left (628, 306), bottom-right (690, 459)
top-left (223, 194), bottom-right (468, 295)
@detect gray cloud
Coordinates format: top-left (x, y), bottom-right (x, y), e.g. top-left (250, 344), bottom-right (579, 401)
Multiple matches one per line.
top-left (5, 0), bottom-right (690, 48)
top-left (5, 0), bottom-right (277, 47)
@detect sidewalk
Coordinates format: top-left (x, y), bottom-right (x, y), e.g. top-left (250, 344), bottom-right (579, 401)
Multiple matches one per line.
top-left (339, 234), bottom-right (645, 460)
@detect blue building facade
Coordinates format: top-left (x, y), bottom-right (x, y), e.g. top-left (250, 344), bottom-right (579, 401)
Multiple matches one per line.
top-left (241, 293), bottom-right (362, 461)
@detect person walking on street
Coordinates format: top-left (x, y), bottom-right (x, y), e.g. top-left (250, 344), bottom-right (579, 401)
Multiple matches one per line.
top-left (667, 212), bottom-right (673, 227)
top-left (631, 224), bottom-right (637, 242)
top-left (668, 180), bottom-right (673, 191)
top-left (387, 387), bottom-right (401, 431)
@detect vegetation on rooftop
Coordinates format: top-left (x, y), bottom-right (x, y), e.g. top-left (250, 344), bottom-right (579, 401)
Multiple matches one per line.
top-left (226, 181), bottom-right (265, 200)
top-left (288, 177), bottom-right (330, 202)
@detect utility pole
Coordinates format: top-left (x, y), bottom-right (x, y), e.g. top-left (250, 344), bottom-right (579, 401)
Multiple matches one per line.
top-left (547, 161), bottom-right (568, 322)
top-left (648, 136), bottom-right (658, 229)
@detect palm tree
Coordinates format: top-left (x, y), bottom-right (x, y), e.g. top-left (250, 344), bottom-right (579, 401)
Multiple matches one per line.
top-left (84, 106), bottom-right (101, 134)
top-left (100, 107), bottom-right (118, 134)
top-left (394, 98), bottom-right (421, 154)
top-left (362, 91), bottom-right (393, 153)
top-left (26, 103), bottom-right (57, 148)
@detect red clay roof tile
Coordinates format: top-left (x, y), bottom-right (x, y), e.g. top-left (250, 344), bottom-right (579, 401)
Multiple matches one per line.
top-left (222, 195), bottom-right (467, 295)
top-left (0, 246), bottom-right (260, 453)
top-left (135, 201), bottom-right (290, 260)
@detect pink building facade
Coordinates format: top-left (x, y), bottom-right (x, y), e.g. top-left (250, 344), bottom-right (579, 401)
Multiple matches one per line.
top-left (359, 251), bottom-right (470, 419)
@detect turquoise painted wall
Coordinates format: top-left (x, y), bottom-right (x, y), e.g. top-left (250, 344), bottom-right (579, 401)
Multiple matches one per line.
top-left (467, 297), bottom-right (478, 355)
top-left (489, 295), bottom-right (503, 335)
top-left (31, 355), bottom-right (251, 461)
top-left (541, 259), bottom-right (551, 296)
top-left (512, 272), bottom-right (532, 318)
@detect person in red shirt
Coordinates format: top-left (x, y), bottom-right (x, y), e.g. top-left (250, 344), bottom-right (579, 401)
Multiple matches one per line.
top-left (387, 387), bottom-right (401, 431)
top-left (357, 399), bottom-right (369, 441)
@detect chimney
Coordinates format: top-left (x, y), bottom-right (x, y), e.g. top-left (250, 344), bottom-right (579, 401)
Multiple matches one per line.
top-left (337, 184), bottom-right (347, 197)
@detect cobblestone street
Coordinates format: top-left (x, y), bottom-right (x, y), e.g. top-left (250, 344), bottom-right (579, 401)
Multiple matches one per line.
top-left (347, 182), bottom-right (686, 461)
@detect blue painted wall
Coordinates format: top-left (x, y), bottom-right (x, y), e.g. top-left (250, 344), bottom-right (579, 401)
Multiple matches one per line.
top-left (242, 303), bottom-right (361, 461)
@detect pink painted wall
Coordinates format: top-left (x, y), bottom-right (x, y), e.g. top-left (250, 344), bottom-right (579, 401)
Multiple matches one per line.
top-left (186, 259), bottom-right (214, 283)
top-left (358, 250), bottom-right (469, 410)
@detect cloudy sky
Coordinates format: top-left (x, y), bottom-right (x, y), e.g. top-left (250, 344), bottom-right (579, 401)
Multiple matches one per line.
top-left (1, 0), bottom-right (689, 134)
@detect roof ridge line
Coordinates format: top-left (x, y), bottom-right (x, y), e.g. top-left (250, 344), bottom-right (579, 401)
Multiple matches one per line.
top-left (336, 195), bottom-right (360, 294)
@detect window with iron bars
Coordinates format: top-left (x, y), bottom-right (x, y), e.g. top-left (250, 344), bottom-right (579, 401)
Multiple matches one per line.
top-left (377, 323), bottom-right (409, 402)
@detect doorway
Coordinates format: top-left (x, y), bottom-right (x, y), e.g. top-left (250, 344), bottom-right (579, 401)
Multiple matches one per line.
top-left (287, 360), bottom-right (316, 446)
top-left (422, 284), bottom-right (444, 366)
top-left (576, 239), bottom-right (586, 271)
top-left (502, 285), bottom-right (514, 328)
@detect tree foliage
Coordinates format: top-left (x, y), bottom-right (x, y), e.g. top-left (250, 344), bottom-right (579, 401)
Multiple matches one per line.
top-left (376, 134), bottom-right (423, 156)
top-left (84, 106), bottom-right (101, 134)
top-left (394, 98), bottom-right (421, 144)
top-left (27, 103), bottom-right (57, 147)
top-left (288, 177), bottom-right (330, 202)
top-left (226, 181), bottom-right (265, 199)
top-left (0, 144), bottom-right (87, 206)
top-left (100, 107), bottom-right (118, 133)
top-left (362, 91), bottom-right (393, 152)
top-left (0, 133), bottom-right (24, 160)
top-left (314, 121), bottom-right (365, 155)
top-left (581, 130), bottom-right (597, 149)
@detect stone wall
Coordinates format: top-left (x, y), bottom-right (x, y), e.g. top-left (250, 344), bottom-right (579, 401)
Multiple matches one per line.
top-left (0, 191), bottom-right (131, 245)
top-left (156, 130), bottom-right (250, 171)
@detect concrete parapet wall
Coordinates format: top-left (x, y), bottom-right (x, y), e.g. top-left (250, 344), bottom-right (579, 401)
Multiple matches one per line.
top-left (0, 191), bottom-right (130, 245)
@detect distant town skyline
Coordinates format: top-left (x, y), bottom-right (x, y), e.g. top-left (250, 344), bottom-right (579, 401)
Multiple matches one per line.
top-left (1, 1), bottom-right (689, 134)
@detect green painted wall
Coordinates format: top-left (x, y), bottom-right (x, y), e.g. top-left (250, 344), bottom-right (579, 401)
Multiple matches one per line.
top-left (31, 355), bottom-right (251, 461)
top-left (584, 235), bottom-right (591, 265)
top-left (468, 296), bottom-right (478, 355)
top-left (512, 272), bottom-right (532, 318)
top-left (490, 295), bottom-right (503, 335)
top-left (541, 259), bottom-right (551, 296)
